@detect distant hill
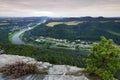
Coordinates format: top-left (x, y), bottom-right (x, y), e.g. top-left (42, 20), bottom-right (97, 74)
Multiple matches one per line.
top-left (23, 17), bottom-right (120, 44)
top-left (48, 17), bottom-right (120, 22)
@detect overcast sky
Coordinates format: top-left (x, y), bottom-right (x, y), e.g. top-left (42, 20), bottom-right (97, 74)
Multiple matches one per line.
top-left (0, 0), bottom-right (120, 17)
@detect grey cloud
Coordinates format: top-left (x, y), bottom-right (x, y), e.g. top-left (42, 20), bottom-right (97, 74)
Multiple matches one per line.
top-left (0, 0), bottom-right (120, 17)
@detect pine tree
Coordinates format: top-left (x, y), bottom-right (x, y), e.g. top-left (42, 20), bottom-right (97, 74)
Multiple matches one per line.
top-left (86, 36), bottom-right (120, 80)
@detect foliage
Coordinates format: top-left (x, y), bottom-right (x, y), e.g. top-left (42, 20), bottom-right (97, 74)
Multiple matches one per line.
top-left (0, 62), bottom-right (47, 78)
top-left (24, 21), bottom-right (120, 44)
top-left (114, 69), bottom-right (120, 79)
top-left (1, 44), bottom-right (87, 67)
top-left (0, 29), bottom-right (9, 43)
top-left (85, 37), bottom-right (120, 80)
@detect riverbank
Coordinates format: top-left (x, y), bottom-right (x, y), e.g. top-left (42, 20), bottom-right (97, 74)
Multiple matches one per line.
top-left (9, 30), bottom-right (20, 44)
top-left (9, 29), bottom-right (26, 45)
top-left (9, 26), bottom-right (37, 45)
top-left (9, 20), bottom-right (45, 45)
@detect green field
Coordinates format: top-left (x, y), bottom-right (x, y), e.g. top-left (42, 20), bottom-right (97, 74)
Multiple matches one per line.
top-left (46, 21), bottom-right (83, 27)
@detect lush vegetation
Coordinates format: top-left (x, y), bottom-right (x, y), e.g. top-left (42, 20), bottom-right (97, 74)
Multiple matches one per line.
top-left (0, 17), bottom-right (89, 68)
top-left (85, 37), bottom-right (120, 80)
top-left (0, 17), bottom-right (46, 44)
top-left (1, 17), bottom-right (120, 79)
top-left (24, 21), bottom-right (120, 44)
top-left (0, 29), bottom-right (9, 43)
top-left (0, 62), bottom-right (47, 78)
top-left (1, 43), bottom-right (86, 67)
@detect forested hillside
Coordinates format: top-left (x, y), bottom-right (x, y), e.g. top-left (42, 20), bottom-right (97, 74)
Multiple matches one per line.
top-left (24, 20), bottom-right (120, 44)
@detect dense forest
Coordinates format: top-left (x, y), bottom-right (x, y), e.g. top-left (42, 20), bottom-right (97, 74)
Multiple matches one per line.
top-left (24, 21), bottom-right (120, 44)
top-left (0, 17), bottom-right (89, 68)
top-left (0, 43), bottom-right (86, 67)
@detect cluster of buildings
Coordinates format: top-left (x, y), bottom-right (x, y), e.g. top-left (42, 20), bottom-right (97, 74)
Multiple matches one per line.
top-left (35, 36), bottom-right (91, 49)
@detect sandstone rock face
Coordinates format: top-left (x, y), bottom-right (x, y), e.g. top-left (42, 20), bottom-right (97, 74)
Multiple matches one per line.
top-left (0, 54), bottom-right (89, 80)
top-left (0, 54), bottom-right (36, 68)
top-left (0, 49), bottom-right (6, 54)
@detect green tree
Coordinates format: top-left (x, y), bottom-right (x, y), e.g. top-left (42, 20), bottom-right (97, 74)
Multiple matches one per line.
top-left (85, 36), bottom-right (120, 80)
top-left (75, 45), bottom-right (80, 52)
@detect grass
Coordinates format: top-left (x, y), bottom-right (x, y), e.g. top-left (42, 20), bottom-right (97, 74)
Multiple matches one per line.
top-left (107, 31), bottom-right (120, 36)
top-left (99, 21), bottom-right (110, 23)
top-left (0, 23), bottom-right (9, 26)
top-left (46, 21), bottom-right (83, 27)
top-left (19, 33), bottom-right (24, 40)
top-left (50, 45), bottom-right (74, 50)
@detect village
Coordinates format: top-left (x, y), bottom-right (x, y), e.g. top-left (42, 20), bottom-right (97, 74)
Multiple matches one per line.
top-left (35, 36), bottom-right (91, 50)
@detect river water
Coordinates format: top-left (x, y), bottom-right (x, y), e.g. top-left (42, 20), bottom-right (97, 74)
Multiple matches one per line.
top-left (12, 28), bottom-right (33, 45)
top-left (12, 20), bottom-right (46, 45)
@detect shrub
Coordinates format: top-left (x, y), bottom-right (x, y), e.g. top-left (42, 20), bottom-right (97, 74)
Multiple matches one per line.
top-left (85, 37), bottom-right (120, 80)
top-left (0, 62), bottom-right (48, 79)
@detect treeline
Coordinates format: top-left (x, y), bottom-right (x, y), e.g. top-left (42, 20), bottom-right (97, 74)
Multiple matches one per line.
top-left (0, 17), bottom-right (46, 28)
top-left (0, 44), bottom-right (86, 67)
top-left (0, 17), bottom-right (48, 43)
top-left (48, 17), bottom-right (120, 22)
top-left (24, 21), bottom-right (120, 44)
top-left (0, 29), bottom-right (9, 43)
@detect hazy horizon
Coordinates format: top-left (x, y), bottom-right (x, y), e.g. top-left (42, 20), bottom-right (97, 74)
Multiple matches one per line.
top-left (0, 0), bottom-right (120, 17)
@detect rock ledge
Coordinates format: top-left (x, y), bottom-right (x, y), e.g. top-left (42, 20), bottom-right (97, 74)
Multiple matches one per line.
top-left (0, 54), bottom-right (88, 80)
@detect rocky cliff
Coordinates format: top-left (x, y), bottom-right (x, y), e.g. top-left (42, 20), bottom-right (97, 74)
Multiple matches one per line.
top-left (0, 54), bottom-right (89, 80)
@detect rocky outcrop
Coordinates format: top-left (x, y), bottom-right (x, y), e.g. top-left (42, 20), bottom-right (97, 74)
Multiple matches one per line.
top-left (1, 54), bottom-right (116, 80)
top-left (2, 54), bottom-right (117, 80)
top-left (0, 49), bottom-right (6, 54)
top-left (0, 54), bottom-right (118, 80)
top-left (0, 54), bottom-right (89, 80)
top-left (0, 55), bottom-right (35, 68)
